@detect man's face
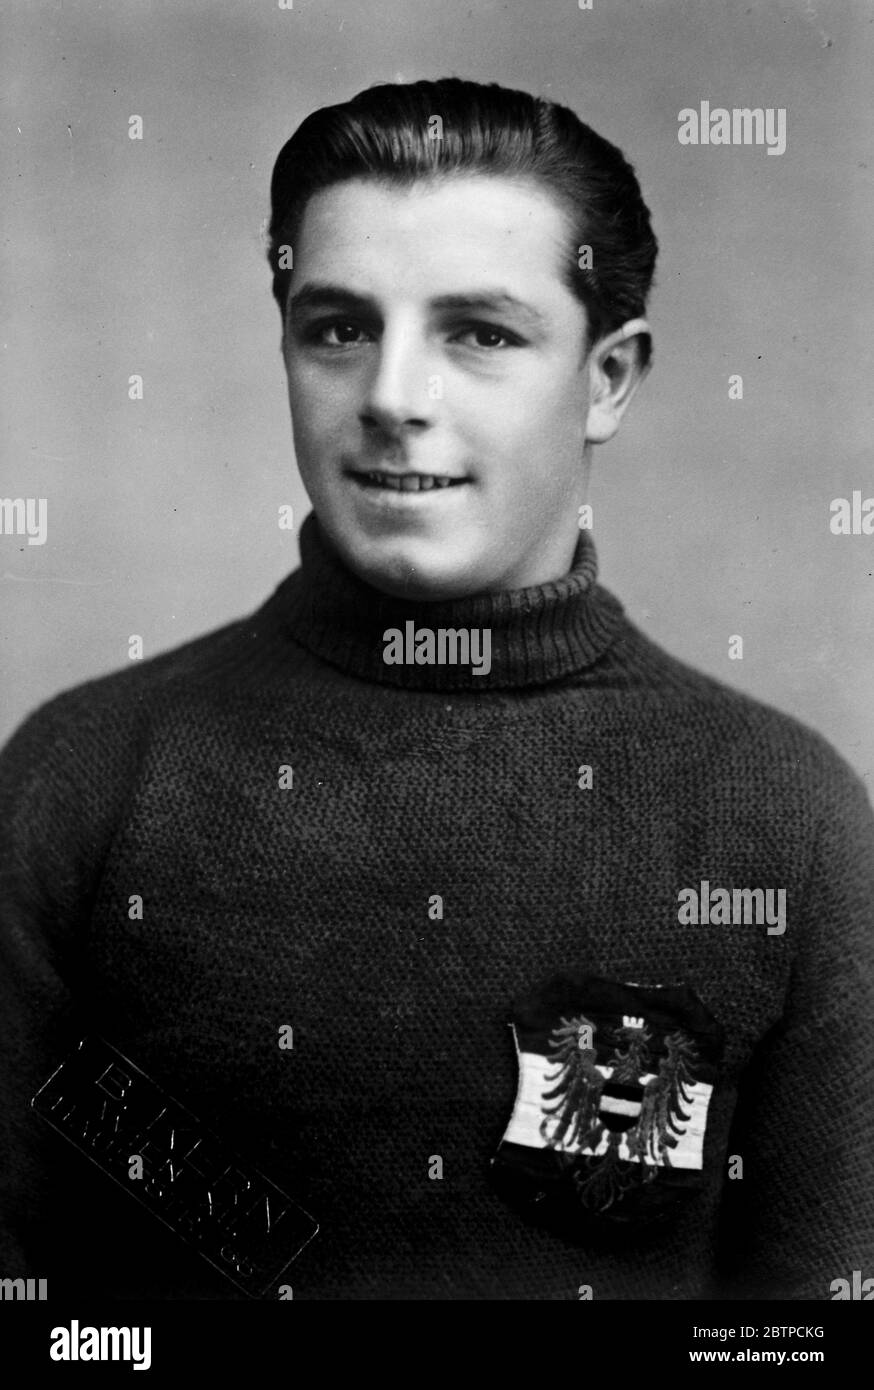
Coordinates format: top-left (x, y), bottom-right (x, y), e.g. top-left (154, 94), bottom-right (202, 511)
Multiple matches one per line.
top-left (282, 174), bottom-right (596, 599)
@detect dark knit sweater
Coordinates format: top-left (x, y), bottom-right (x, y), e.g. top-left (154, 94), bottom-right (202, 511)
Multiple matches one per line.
top-left (2, 512), bottom-right (873, 1301)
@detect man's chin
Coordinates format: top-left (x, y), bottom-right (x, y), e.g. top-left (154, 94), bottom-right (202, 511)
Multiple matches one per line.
top-left (328, 530), bottom-right (488, 602)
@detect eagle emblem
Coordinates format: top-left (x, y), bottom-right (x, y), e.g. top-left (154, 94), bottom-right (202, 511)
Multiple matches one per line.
top-left (491, 976), bottom-right (723, 1232)
top-left (540, 1013), bottom-right (701, 1211)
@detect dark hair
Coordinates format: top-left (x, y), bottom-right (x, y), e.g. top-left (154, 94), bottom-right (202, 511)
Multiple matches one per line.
top-left (268, 77), bottom-right (657, 356)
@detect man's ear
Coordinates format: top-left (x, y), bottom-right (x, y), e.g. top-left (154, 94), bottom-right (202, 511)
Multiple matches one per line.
top-left (584, 318), bottom-right (652, 444)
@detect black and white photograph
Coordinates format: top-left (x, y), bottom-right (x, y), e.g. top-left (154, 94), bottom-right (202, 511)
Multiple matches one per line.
top-left (1, 0), bottom-right (872, 1364)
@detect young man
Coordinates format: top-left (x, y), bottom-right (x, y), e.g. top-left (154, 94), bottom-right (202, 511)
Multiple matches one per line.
top-left (1, 78), bottom-right (872, 1301)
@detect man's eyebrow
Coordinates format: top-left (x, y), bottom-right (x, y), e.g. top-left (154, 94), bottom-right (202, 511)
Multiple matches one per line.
top-left (287, 284), bottom-right (375, 317)
top-left (428, 292), bottom-right (549, 331)
top-left (287, 282), bottom-right (550, 331)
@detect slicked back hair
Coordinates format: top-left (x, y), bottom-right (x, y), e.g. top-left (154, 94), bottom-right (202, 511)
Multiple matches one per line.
top-left (269, 77), bottom-right (657, 359)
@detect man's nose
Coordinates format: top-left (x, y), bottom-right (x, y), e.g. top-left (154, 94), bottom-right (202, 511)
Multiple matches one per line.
top-left (359, 324), bottom-right (436, 434)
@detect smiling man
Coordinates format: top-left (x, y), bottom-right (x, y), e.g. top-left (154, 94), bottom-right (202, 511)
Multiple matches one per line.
top-left (279, 174), bottom-right (645, 600)
top-left (1, 77), bottom-right (872, 1303)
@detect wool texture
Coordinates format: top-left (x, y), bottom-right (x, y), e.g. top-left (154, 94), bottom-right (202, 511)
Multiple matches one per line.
top-left (1, 511), bottom-right (873, 1300)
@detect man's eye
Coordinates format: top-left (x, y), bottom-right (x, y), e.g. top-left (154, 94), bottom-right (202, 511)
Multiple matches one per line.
top-left (309, 321), bottom-right (370, 347)
top-left (454, 324), bottom-right (520, 350)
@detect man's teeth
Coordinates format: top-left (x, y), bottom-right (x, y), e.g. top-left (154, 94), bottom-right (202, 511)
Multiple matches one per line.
top-left (362, 472), bottom-right (457, 491)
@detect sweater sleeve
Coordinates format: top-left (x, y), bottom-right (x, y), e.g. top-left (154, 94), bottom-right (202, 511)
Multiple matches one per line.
top-left (715, 753), bottom-right (874, 1299)
top-left (0, 696), bottom-right (125, 1273)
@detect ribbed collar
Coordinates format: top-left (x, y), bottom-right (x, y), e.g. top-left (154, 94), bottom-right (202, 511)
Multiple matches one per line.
top-left (267, 511), bottom-right (625, 690)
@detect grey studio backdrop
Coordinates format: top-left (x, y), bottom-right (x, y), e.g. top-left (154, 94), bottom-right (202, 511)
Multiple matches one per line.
top-left (2, 0), bottom-right (872, 789)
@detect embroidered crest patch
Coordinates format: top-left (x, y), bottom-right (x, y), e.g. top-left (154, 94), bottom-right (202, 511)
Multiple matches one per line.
top-left (490, 975), bottom-right (723, 1235)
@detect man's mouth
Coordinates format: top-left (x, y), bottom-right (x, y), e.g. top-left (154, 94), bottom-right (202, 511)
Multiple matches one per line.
top-left (349, 470), bottom-right (468, 493)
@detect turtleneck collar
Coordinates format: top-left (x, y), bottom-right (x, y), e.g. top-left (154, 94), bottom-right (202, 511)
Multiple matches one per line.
top-left (268, 511), bottom-right (625, 691)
